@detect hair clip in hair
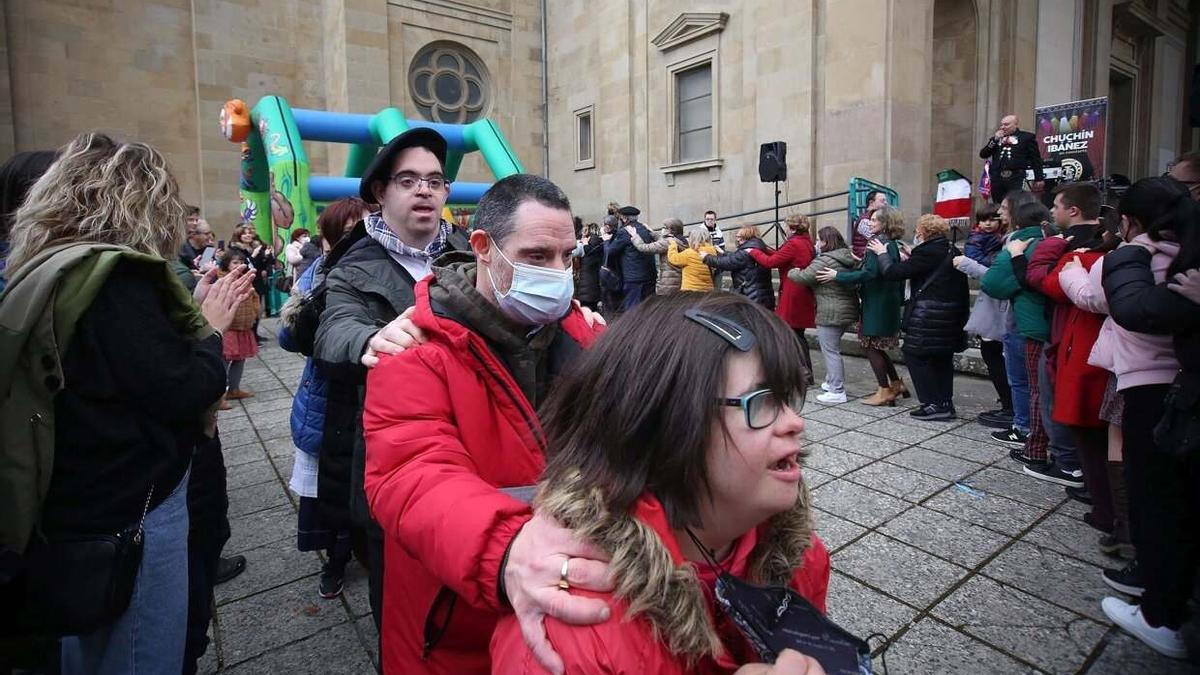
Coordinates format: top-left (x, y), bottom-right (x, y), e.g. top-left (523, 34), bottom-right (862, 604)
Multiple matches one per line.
top-left (685, 309), bottom-right (756, 352)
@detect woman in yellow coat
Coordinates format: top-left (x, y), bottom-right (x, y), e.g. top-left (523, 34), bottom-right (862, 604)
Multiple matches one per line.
top-left (667, 228), bottom-right (718, 291)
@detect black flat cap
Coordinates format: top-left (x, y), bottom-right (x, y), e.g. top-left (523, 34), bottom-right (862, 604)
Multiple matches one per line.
top-left (618, 205), bottom-right (640, 216)
top-left (359, 127), bottom-right (448, 202)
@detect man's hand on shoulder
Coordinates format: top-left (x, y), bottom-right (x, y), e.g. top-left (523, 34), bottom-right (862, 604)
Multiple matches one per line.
top-left (361, 307), bottom-right (426, 368)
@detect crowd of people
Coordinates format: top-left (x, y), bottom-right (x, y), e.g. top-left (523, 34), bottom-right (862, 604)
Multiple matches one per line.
top-left (0, 120), bottom-right (1196, 675)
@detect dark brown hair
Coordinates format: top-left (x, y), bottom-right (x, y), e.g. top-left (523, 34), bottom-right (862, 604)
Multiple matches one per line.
top-left (317, 196), bottom-right (367, 249)
top-left (538, 293), bottom-right (808, 530)
top-left (816, 226), bottom-right (847, 253)
top-left (1053, 183), bottom-right (1102, 220)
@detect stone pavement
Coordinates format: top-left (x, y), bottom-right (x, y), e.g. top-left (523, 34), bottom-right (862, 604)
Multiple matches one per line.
top-left (200, 327), bottom-right (1197, 674)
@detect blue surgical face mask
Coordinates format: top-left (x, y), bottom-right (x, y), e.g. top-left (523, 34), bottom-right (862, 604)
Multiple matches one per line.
top-left (487, 239), bottom-right (575, 325)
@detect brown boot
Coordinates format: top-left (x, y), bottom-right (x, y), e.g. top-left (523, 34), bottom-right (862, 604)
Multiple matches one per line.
top-left (226, 389), bottom-right (256, 400)
top-left (889, 378), bottom-right (911, 399)
top-left (1106, 461), bottom-right (1136, 560)
top-left (862, 386), bottom-right (898, 407)
top-left (218, 396), bottom-right (233, 411)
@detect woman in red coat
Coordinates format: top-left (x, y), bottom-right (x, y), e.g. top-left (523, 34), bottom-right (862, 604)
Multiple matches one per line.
top-left (1027, 224), bottom-right (1115, 534)
top-left (747, 213), bottom-right (818, 383)
top-left (490, 293), bottom-right (832, 674)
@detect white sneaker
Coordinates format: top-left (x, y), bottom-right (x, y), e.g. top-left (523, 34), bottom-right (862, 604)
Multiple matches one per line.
top-left (1101, 596), bottom-right (1188, 659)
top-left (820, 382), bottom-right (832, 392)
top-left (817, 391), bottom-right (848, 404)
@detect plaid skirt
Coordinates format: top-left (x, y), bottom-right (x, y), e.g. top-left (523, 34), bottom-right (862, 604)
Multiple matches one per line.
top-left (1099, 374), bottom-right (1124, 426)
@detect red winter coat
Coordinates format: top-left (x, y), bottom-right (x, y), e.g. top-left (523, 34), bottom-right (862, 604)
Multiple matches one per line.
top-left (490, 492), bottom-right (831, 674)
top-left (747, 234), bottom-right (816, 329)
top-left (362, 276), bottom-right (603, 674)
top-left (1029, 241), bottom-right (1107, 427)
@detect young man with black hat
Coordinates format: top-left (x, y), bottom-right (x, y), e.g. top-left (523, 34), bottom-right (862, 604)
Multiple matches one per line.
top-left (312, 127), bottom-right (472, 632)
top-left (604, 205), bottom-right (658, 310)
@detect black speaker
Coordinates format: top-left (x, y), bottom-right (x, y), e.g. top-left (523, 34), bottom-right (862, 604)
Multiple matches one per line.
top-left (759, 141), bottom-right (787, 182)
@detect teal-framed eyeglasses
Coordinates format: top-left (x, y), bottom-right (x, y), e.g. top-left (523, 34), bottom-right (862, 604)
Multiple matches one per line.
top-left (719, 388), bottom-right (805, 429)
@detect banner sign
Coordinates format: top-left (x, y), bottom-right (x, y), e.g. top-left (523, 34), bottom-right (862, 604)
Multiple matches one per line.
top-left (1034, 97), bottom-right (1107, 182)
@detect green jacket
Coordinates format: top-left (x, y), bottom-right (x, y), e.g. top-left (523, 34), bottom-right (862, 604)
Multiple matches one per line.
top-left (979, 226), bottom-right (1049, 341)
top-left (790, 248), bottom-right (860, 328)
top-left (0, 243), bottom-right (212, 558)
top-left (833, 240), bottom-right (903, 337)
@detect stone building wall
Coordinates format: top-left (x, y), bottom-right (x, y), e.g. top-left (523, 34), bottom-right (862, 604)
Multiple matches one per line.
top-left (1, 0), bottom-right (546, 232)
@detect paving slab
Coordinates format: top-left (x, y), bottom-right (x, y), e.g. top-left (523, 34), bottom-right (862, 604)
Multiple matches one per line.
top-left (812, 507), bottom-right (867, 553)
top-left (843, 461), bottom-right (948, 503)
top-left (966, 465), bottom-right (1068, 510)
top-left (811, 479), bottom-right (910, 528)
top-left (825, 571), bottom-right (919, 644)
top-left (918, 430), bottom-right (1010, 465)
top-left (216, 537), bottom-right (322, 607)
top-left (225, 459), bottom-right (281, 491)
top-left (833, 532), bottom-right (968, 607)
top-left (857, 418), bottom-right (946, 445)
top-left (931, 575), bottom-right (1108, 674)
top-left (980, 541), bottom-right (1111, 623)
top-left (880, 618), bottom-right (1040, 674)
top-left (804, 443), bottom-right (875, 477)
top-left (923, 485), bottom-right (1046, 537)
top-left (879, 506), bottom-right (1010, 568)
top-left (1021, 512), bottom-right (1117, 569)
top-left (223, 622), bottom-right (373, 674)
top-left (225, 503), bottom-right (296, 556)
top-left (885, 446), bottom-right (985, 481)
top-left (1084, 629), bottom-right (1200, 675)
top-left (820, 430), bottom-right (907, 459)
top-left (217, 577), bottom-right (352, 668)
top-left (227, 479), bottom-right (292, 519)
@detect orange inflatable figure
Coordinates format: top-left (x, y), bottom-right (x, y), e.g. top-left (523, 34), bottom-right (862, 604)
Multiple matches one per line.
top-left (220, 100), bottom-right (252, 143)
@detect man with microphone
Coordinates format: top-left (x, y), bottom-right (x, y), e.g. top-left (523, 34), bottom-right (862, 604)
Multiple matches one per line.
top-left (980, 114), bottom-right (1044, 203)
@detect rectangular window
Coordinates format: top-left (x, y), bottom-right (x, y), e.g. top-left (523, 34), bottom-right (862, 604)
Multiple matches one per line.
top-left (675, 64), bottom-right (713, 162)
top-left (574, 106), bottom-right (594, 170)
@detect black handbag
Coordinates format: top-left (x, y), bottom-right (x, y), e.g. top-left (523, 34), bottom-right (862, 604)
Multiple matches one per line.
top-left (5, 486), bottom-right (153, 637)
top-left (599, 245), bottom-right (623, 293)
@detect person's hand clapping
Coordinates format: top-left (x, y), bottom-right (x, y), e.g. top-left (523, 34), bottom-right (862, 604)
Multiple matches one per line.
top-left (504, 512), bottom-right (615, 675)
top-left (733, 649), bottom-right (827, 675)
top-left (361, 306), bottom-right (425, 368)
top-left (200, 267), bottom-right (254, 333)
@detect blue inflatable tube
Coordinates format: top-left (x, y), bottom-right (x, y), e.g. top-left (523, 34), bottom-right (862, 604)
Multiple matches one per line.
top-left (292, 108), bottom-right (473, 152)
top-left (308, 176), bottom-right (490, 203)
top-left (291, 109), bottom-right (376, 145)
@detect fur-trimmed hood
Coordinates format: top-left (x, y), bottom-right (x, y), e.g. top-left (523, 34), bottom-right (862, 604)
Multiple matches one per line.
top-left (534, 472), bottom-right (816, 662)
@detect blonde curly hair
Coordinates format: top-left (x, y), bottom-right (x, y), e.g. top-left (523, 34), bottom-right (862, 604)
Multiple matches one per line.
top-left (6, 132), bottom-right (187, 275)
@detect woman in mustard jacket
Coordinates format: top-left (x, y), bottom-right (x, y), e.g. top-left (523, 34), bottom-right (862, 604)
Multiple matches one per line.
top-left (666, 228), bottom-right (718, 292)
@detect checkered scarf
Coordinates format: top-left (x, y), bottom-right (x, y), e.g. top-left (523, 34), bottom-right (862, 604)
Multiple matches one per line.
top-left (364, 211), bottom-right (452, 261)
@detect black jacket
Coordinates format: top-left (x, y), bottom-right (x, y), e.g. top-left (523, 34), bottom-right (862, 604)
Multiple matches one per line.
top-left (575, 235), bottom-right (604, 304)
top-left (878, 235), bottom-right (970, 355)
top-left (979, 130), bottom-right (1044, 181)
top-left (1103, 245), bottom-right (1200, 375)
top-left (706, 237), bottom-right (776, 309)
top-left (312, 225), bottom-right (471, 531)
top-left (44, 260), bottom-right (227, 535)
top-left (604, 221), bottom-right (658, 283)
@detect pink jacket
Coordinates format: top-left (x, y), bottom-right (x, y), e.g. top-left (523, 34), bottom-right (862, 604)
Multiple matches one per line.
top-left (1057, 235), bottom-right (1180, 391)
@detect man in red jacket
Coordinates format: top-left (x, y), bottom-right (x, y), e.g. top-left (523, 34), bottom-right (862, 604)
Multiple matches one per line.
top-left (361, 174), bottom-right (611, 674)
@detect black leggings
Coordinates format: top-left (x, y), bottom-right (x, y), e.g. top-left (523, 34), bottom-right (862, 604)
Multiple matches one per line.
top-left (979, 339), bottom-right (1012, 410)
top-left (864, 347), bottom-right (899, 388)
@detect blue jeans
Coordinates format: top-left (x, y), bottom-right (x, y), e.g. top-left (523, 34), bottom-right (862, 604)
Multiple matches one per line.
top-left (1002, 333), bottom-right (1030, 433)
top-left (62, 467), bottom-right (191, 675)
top-left (1037, 349), bottom-right (1080, 472)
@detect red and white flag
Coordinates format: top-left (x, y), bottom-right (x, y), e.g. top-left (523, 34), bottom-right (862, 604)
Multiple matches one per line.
top-left (934, 169), bottom-right (972, 222)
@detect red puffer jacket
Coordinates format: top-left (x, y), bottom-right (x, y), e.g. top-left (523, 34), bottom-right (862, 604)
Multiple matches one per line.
top-left (362, 275), bottom-right (603, 674)
top-left (491, 491), bottom-right (830, 674)
top-left (1035, 246), bottom-right (1108, 427)
top-left (747, 234), bottom-right (816, 329)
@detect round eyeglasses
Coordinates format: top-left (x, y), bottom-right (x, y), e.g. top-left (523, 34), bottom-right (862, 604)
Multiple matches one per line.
top-left (389, 173), bottom-right (449, 193)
